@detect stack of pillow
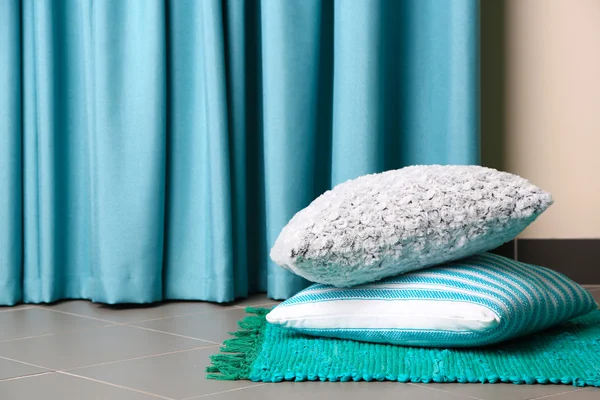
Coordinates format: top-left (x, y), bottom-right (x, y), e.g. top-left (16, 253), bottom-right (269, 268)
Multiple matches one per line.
top-left (266, 165), bottom-right (597, 347)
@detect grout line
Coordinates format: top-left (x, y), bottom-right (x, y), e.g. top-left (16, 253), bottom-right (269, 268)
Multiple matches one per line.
top-left (0, 355), bottom-right (54, 371)
top-left (29, 306), bottom-right (172, 331)
top-left (407, 383), bottom-right (484, 399)
top-left (36, 304), bottom-right (240, 326)
top-left (58, 371), bottom-right (175, 400)
top-left (529, 387), bottom-right (590, 400)
top-left (62, 345), bottom-right (220, 372)
top-left (121, 308), bottom-right (239, 325)
top-left (233, 302), bottom-right (279, 310)
top-left (407, 383), bottom-right (484, 400)
top-left (1, 320), bottom-right (218, 361)
top-left (0, 306), bottom-right (35, 313)
top-left (183, 383), bottom-right (269, 399)
top-left (0, 332), bottom-right (56, 344)
top-left (0, 322), bottom-right (118, 345)
top-left (126, 324), bottom-right (221, 344)
top-left (3, 313), bottom-right (217, 346)
top-left (0, 372), bottom-right (55, 383)
top-left (35, 305), bottom-right (233, 327)
top-left (36, 306), bottom-right (119, 324)
top-left (115, 306), bottom-right (243, 325)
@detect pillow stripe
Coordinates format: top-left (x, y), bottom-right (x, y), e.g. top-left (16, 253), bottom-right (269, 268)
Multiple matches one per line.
top-left (468, 258), bottom-right (545, 332)
top-left (482, 254), bottom-right (576, 328)
top-left (479, 254), bottom-right (563, 329)
top-left (267, 253), bottom-right (597, 347)
top-left (296, 277), bottom-right (517, 308)
top-left (420, 266), bottom-right (533, 334)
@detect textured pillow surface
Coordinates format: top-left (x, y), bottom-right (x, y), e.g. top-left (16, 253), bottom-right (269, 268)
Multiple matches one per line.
top-left (270, 165), bottom-right (552, 287)
top-left (266, 253), bottom-right (598, 347)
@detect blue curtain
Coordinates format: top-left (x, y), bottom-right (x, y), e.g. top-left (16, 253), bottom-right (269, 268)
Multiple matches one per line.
top-left (0, 0), bottom-right (479, 305)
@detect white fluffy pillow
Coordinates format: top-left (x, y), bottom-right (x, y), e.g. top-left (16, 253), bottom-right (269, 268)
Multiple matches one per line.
top-left (270, 165), bottom-right (552, 287)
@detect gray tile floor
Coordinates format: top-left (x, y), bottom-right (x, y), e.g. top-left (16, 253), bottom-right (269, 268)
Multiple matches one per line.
top-left (1, 288), bottom-right (599, 400)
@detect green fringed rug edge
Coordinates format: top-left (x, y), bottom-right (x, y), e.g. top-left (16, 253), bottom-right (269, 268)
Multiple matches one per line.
top-left (207, 308), bottom-right (600, 387)
top-left (206, 307), bottom-right (270, 380)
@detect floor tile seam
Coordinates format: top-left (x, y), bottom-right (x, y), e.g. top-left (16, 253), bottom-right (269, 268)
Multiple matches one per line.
top-left (0, 306), bottom-right (35, 313)
top-left (0, 321), bottom-right (118, 344)
top-left (31, 306), bottom-right (118, 323)
top-left (1, 319), bottom-right (217, 346)
top-left (182, 383), bottom-right (269, 399)
top-left (61, 345), bottom-right (220, 372)
top-left (406, 383), bottom-right (484, 400)
top-left (58, 371), bottom-right (176, 400)
top-left (126, 324), bottom-right (222, 344)
top-left (0, 371), bottom-right (57, 387)
top-left (120, 308), bottom-right (240, 325)
top-left (232, 302), bottom-right (278, 309)
top-left (0, 355), bottom-right (54, 371)
top-left (35, 305), bottom-right (241, 325)
top-left (0, 371), bottom-right (54, 383)
top-left (0, 332), bottom-right (57, 344)
top-left (529, 387), bottom-right (592, 400)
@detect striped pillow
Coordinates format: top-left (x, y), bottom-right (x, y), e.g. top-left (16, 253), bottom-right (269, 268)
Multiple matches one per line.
top-left (266, 253), bottom-right (598, 347)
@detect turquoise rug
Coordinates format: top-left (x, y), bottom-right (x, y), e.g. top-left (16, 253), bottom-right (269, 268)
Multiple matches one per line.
top-left (207, 308), bottom-right (600, 387)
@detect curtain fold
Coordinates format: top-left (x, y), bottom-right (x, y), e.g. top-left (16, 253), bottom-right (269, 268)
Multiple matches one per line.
top-left (0, 0), bottom-right (479, 305)
top-left (0, 0), bottom-right (22, 305)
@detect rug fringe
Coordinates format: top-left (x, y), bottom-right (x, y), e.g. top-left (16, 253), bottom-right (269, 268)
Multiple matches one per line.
top-left (206, 307), bottom-right (270, 380)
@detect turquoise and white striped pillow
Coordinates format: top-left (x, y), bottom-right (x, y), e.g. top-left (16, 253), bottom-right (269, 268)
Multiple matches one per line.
top-left (266, 253), bottom-right (598, 347)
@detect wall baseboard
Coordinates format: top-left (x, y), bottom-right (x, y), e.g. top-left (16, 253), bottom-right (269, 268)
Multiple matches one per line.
top-left (490, 239), bottom-right (600, 284)
top-left (489, 240), bottom-right (516, 260)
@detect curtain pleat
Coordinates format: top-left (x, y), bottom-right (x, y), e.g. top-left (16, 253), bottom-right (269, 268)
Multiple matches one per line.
top-left (0, 0), bottom-right (22, 305)
top-left (0, 0), bottom-right (479, 305)
top-left (19, 0), bottom-right (167, 304)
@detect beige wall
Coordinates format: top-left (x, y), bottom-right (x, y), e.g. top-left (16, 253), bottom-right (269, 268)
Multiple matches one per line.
top-left (482, 0), bottom-right (600, 239)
